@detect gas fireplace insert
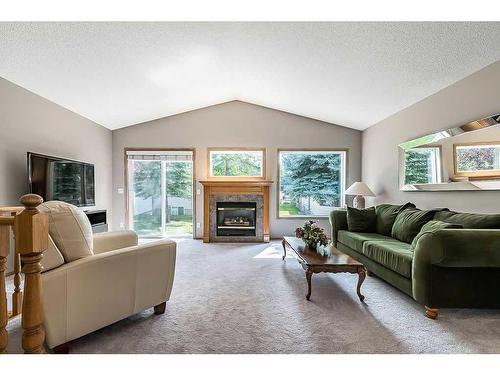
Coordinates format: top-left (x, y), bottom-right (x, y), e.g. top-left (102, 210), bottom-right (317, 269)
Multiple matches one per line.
top-left (216, 201), bottom-right (257, 236)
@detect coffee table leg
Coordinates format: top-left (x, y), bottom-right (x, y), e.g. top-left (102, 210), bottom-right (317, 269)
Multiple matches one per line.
top-left (356, 268), bottom-right (366, 302)
top-left (281, 239), bottom-right (287, 261)
top-left (305, 268), bottom-right (313, 301)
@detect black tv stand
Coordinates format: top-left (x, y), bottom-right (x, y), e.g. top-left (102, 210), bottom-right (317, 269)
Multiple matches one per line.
top-left (84, 209), bottom-right (108, 233)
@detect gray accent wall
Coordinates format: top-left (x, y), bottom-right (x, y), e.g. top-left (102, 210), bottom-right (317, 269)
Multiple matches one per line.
top-left (112, 101), bottom-right (362, 238)
top-left (362, 61), bottom-right (500, 212)
top-left (0, 77), bottom-right (113, 272)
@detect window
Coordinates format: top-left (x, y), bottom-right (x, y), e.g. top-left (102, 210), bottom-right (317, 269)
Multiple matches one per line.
top-left (454, 143), bottom-right (500, 178)
top-left (126, 150), bottom-right (194, 238)
top-left (404, 147), bottom-right (441, 185)
top-left (278, 150), bottom-right (346, 218)
top-left (208, 148), bottom-right (265, 178)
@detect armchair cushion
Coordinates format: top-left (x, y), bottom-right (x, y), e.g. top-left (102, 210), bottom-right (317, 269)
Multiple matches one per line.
top-left (93, 230), bottom-right (138, 254)
top-left (39, 201), bottom-right (93, 262)
top-left (40, 235), bottom-right (65, 273)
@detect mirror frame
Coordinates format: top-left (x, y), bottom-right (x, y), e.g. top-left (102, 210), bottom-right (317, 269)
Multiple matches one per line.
top-left (399, 112), bottom-right (500, 191)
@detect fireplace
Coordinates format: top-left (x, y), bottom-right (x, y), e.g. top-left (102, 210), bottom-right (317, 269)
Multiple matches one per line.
top-left (217, 201), bottom-right (257, 237)
top-left (200, 180), bottom-right (272, 243)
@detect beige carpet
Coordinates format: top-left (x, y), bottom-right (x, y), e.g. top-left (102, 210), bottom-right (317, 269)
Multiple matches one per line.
top-left (7, 239), bottom-right (500, 353)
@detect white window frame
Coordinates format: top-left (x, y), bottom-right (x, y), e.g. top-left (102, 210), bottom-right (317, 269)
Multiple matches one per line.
top-left (403, 146), bottom-right (442, 185)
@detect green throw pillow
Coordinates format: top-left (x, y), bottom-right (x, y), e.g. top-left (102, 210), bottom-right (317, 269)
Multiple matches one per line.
top-left (375, 202), bottom-right (416, 236)
top-left (391, 208), bottom-right (436, 244)
top-left (410, 220), bottom-right (462, 250)
top-left (347, 206), bottom-right (377, 232)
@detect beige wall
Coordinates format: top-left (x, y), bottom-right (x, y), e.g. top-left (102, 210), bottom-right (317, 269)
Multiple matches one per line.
top-left (112, 101), bottom-right (361, 238)
top-left (0, 77), bottom-right (112, 271)
top-left (362, 60), bottom-right (500, 212)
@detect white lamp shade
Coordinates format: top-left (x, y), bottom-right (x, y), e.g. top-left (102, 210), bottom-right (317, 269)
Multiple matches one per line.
top-left (345, 182), bottom-right (375, 197)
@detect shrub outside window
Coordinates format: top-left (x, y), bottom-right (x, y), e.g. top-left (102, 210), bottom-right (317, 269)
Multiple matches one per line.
top-left (208, 148), bottom-right (265, 179)
top-left (278, 150), bottom-right (346, 218)
top-left (454, 143), bottom-right (500, 178)
top-left (404, 147), bottom-right (441, 185)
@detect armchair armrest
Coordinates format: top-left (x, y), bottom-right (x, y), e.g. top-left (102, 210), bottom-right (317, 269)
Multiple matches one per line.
top-left (329, 209), bottom-right (347, 246)
top-left (93, 230), bottom-right (138, 254)
top-left (42, 239), bottom-right (176, 349)
top-left (412, 229), bottom-right (500, 306)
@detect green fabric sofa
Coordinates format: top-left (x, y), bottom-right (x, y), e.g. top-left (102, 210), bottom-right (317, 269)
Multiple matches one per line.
top-left (329, 204), bottom-right (500, 319)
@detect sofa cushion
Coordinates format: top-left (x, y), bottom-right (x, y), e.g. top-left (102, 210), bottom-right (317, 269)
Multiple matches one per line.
top-left (337, 230), bottom-right (393, 252)
top-left (410, 220), bottom-right (462, 250)
top-left (362, 240), bottom-right (413, 278)
top-left (39, 201), bottom-right (94, 262)
top-left (433, 210), bottom-right (500, 229)
top-left (375, 202), bottom-right (416, 236)
top-left (391, 208), bottom-right (436, 244)
top-left (40, 235), bottom-right (65, 273)
top-left (346, 206), bottom-right (377, 232)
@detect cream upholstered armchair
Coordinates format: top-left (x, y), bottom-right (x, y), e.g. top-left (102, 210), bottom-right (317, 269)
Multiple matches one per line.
top-left (38, 201), bottom-right (176, 353)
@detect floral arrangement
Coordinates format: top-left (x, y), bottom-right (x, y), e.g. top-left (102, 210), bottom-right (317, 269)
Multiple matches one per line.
top-left (295, 220), bottom-right (328, 250)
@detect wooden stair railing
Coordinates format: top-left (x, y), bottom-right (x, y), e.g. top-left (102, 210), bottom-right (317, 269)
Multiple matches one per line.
top-left (0, 194), bottom-right (48, 354)
top-left (0, 207), bottom-right (24, 321)
top-left (0, 215), bottom-right (10, 354)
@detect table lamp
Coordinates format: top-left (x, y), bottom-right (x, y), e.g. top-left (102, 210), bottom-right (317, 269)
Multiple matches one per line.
top-left (344, 182), bottom-right (375, 209)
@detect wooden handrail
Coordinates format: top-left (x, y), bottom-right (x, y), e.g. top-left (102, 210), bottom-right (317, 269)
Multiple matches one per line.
top-left (0, 217), bottom-right (15, 226)
top-left (0, 194), bottom-right (48, 354)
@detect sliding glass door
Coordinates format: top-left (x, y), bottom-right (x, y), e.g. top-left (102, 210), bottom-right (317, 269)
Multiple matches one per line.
top-left (127, 150), bottom-right (194, 239)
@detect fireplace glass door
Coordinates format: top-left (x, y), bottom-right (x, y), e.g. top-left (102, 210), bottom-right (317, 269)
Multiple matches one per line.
top-left (216, 202), bottom-right (256, 237)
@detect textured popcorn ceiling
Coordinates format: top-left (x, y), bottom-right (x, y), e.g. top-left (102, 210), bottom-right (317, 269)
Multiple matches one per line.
top-left (1, 22), bottom-right (500, 130)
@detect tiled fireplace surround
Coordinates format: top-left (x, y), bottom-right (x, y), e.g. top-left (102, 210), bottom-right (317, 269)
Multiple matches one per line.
top-left (200, 180), bottom-right (272, 243)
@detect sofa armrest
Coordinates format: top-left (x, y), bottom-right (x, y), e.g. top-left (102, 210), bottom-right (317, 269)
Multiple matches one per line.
top-left (93, 230), bottom-right (138, 254)
top-left (413, 229), bottom-right (500, 268)
top-left (412, 229), bottom-right (500, 305)
top-left (42, 239), bottom-right (176, 349)
top-left (329, 209), bottom-right (347, 246)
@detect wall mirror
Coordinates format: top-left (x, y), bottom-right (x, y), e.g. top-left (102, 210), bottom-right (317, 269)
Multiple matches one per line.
top-left (399, 112), bottom-right (500, 191)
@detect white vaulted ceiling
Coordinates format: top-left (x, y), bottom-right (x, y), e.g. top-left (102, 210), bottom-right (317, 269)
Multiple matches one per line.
top-left (1, 22), bottom-right (500, 130)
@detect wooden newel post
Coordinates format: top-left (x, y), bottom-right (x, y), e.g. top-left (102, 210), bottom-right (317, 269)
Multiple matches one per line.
top-left (14, 194), bottom-right (48, 354)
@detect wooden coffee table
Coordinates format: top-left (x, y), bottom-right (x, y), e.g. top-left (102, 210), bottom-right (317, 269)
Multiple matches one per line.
top-left (282, 236), bottom-right (367, 302)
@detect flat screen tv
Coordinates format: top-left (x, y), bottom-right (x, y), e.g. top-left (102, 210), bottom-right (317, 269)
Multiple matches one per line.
top-left (28, 152), bottom-right (95, 207)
